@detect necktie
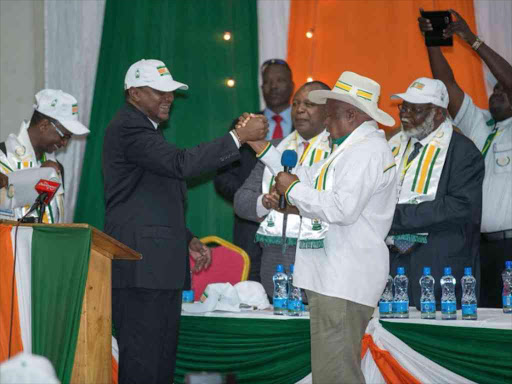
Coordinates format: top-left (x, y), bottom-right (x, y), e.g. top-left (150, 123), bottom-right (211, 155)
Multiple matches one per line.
top-left (394, 142), bottom-right (424, 254)
top-left (272, 115), bottom-right (283, 139)
top-left (407, 142), bottom-right (423, 165)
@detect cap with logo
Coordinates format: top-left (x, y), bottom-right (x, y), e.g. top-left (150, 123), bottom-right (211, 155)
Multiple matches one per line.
top-left (124, 59), bottom-right (188, 92)
top-left (34, 89), bottom-right (90, 135)
top-left (391, 77), bottom-right (449, 108)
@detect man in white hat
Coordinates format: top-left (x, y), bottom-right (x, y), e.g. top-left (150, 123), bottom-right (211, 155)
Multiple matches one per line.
top-left (387, 78), bottom-right (484, 312)
top-left (103, 59), bottom-right (267, 383)
top-left (244, 71), bottom-right (398, 383)
top-left (0, 89), bottom-right (89, 223)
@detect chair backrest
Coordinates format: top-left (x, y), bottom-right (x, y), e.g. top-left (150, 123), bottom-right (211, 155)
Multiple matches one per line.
top-left (189, 236), bottom-right (250, 301)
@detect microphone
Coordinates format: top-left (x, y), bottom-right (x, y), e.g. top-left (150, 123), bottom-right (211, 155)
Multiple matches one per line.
top-left (279, 150), bottom-right (298, 209)
top-left (23, 179), bottom-right (61, 221)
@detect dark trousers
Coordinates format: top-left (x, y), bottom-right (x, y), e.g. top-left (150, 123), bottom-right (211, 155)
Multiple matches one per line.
top-left (480, 237), bottom-right (512, 308)
top-left (113, 288), bottom-right (182, 384)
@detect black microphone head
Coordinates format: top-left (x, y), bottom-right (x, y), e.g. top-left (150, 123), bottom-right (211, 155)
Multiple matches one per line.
top-left (281, 149), bottom-right (298, 168)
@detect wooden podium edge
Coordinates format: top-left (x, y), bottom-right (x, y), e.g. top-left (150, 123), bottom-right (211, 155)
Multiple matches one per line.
top-left (0, 220), bottom-right (141, 260)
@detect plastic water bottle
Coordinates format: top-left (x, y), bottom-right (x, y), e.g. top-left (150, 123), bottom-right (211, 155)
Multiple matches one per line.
top-left (503, 261), bottom-right (512, 313)
top-left (273, 264), bottom-right (288, 315)
top-left (441, 267), bottom-right (457, 320)
top-left (461, 267), bottom-right (477, 320)
top-left (379, 275), bottom-right (393, 318)
top-left (287, 264), bottom-right (302, 316)
top-left (393, 267), bottom-right (409, 318)
top-left (419, 267), bottom-right (436, 319)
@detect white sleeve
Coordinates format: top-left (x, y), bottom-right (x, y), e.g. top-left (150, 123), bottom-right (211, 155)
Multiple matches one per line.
top-left (453, 93), bottom-right (492, 150)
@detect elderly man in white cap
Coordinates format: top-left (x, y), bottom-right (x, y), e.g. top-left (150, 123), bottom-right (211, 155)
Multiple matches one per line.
top-left (103, 59), bottom-right (267, 383)
top-left (244, 71), bottom-right (398, 383)
top-left (387, 78), bottom-right (484, 314)
top-left (0, 89), bottom-right (89, 223)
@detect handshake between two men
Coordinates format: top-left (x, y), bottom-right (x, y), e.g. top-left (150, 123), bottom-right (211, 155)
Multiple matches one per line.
top-left (235, 112), bottom-right (300, 215)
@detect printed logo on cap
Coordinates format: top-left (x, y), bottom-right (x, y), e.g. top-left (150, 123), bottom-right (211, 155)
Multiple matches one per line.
top-left (411, 82), bottom-right (425, 90)
top-left (157, 66), bottom-right (170, 77)
top-left (51, 99), bottom-right (58, 107)
top-left (72, 103), bottom-right (78, 115)
top-left (135, 69), bottom-right (140, 79)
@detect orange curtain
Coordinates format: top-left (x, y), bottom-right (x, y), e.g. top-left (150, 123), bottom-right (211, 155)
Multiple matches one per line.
top-left (0, 225), bottom-right (23, 362)
top-left (361, 334), bottom-right (421, 384)
top-left (287, 0), bottom-right (487, 131)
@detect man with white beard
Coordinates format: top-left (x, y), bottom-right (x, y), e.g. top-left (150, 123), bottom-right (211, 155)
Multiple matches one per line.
top-left (387, 78), bottom-right (484, 311)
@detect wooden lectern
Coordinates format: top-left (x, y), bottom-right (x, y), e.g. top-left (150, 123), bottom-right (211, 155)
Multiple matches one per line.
top-left (0, 221), bottom-right (140, 383)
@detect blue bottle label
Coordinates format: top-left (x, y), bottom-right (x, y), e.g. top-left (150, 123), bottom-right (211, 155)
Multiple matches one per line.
top-left (379, 302), bottom-right (392, 314)
top-left (462, 304), bottom-right (477, 315)
top-left (441, 301), bottom-right (456, 313)
top-left (393, 301), bottom-right (408, 313)
top-left (287, 299), bottom-right (302, 311)
top-left (421, 301), bottom-right (435, 313)
top-left (273, 298), bottom-right (287, 309)
top-left (503, 295), bottom-right (512, 307)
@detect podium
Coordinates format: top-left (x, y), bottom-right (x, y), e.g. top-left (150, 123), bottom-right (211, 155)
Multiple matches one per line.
top-left (0, 221), bottom-right (140, 383)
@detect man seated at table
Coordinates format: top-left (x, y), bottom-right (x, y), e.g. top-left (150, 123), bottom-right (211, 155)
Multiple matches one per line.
top-left (243, 71), bottom-right (397, 384)
top-left (233, 81), bottom-right (330, 299)
top-left (387, 78), bottom-right (484, 308)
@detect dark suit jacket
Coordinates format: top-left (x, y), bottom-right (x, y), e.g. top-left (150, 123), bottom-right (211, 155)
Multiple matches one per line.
top-left (103, 103), bottom-right (240, 290)
top-left (389, 131), bottom-right (485, 309)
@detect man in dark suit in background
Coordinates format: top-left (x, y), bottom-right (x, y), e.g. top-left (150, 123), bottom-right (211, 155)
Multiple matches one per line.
top-left (103, 59), bottom-right (267, 384)
top-left (387, 78), bottom-right (484, 310)
top-left (214, 59), bottom-right (294, 281)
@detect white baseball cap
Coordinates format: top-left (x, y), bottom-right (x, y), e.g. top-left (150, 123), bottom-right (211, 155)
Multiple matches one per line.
top-left (391, 78), bottom-right (449, 108)
top-left (34, 89), bottom-right (90, 135)
top-left (124, 59), bottom-right (188, 92)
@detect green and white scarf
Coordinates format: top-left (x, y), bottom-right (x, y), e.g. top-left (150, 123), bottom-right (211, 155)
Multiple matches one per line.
top-left (386, 120), bottom-right (453, 245)
top-left (255, 130), bottom-right (330, 246)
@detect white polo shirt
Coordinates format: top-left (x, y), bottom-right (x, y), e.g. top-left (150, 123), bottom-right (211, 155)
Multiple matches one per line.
top-left (453, 94), bottom-right (512, 233)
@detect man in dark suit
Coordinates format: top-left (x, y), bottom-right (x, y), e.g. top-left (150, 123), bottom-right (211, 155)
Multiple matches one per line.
top-left (103, 59), bottom-right (267, 384)
top-left (214, 59), bottom-right (294, 281)
top-left (387, 78), bottom-right (484, 310)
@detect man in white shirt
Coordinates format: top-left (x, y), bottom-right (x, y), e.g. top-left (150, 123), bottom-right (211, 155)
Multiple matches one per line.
top-left (419, 10), bottom-right (512, 307)
top-left (0, 89), bottom-right (90, 222)
top-left (233, 81), bottom-right (330, 298)
top-left (246, 72), bottom-right (397, 383)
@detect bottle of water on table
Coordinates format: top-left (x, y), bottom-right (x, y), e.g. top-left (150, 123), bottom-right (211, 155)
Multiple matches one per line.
top-left (379, 275), bottom-right (393, 318)
top-left (287, 264), bottom-right (302, 316)
top-left (273, 264), bottom-right (288, 315)
top-left (420, 267), bottom-right (436, 319)
top-left (393, 267), bottom-right (409, 319)
top-left (441, 267), bottom-right (457, 320)
top-left (461, 267), bottom-right (477, 320)
top-left (503, 260), bottom-right (512, 313)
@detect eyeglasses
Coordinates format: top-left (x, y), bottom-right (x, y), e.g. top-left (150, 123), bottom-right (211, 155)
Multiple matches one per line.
top-left (397, 104), bottom-right (435, 115)
top-left (51, 121), bottom-right (72, 141)
top-left (261, 59), bottom-right (291, 74)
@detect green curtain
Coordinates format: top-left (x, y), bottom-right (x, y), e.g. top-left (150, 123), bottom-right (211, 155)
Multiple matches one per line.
top-left (176, 316), bottom-right (311, 384)
top-left (380, 320), bottom-right (512, 384)
top-left (31, 226), bottom-right (92, 384)
top-left (74, 0), bottom-right (260, 242)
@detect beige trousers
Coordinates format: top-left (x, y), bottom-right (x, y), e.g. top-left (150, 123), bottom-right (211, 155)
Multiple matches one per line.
top-left (306, 290), bottom-right (375, 384)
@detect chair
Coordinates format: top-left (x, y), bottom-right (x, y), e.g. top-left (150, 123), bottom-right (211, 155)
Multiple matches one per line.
top-left (189, 236), bottom-right (250, 301)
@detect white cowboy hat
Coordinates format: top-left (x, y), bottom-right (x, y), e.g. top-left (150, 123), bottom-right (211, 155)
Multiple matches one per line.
top-left (309, 71), bottom-right (395, 127)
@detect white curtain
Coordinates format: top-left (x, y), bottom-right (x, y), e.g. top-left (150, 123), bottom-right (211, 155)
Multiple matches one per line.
top-left (257, 0), bottom-right (291, 109)
top-left (474, 0), bottom-right (512, 98)
top-left (44, 0), bottom-right (105, 223)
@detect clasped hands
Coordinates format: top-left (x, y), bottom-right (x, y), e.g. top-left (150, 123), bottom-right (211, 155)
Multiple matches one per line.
top-left (262, 174), bottom-right (300, 216)
top-left (234, 112), bottom-right (269, 144)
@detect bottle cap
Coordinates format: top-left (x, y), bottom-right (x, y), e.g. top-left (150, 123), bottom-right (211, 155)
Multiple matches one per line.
top-left (423, 266), bottom-right (431, 276)
top-left (397, 266), bottom-right (405, 275)
top-left (289, 264), bottom-right (294, 273)
top-left (444, 266), bottom-right (452, 275)
top-left (276, 264), bottom-right (284, 273)
top-left (464, 267), bottom-right (472, 276)
top-left (506, 261), bottom-right (512, 269)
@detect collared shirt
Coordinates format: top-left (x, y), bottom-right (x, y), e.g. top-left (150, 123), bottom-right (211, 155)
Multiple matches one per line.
top-left (264, 106), bottom-right (292, 140)
top-left (258, 121), bottom-right (397, 307)
top-left (454, 93), bottom-right (512, 233)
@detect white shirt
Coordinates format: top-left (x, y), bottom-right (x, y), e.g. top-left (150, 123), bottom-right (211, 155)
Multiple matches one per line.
top-left (259, 121), bottom-right (397, 307)
top-left (454, 94), bottom-right (512, 233)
